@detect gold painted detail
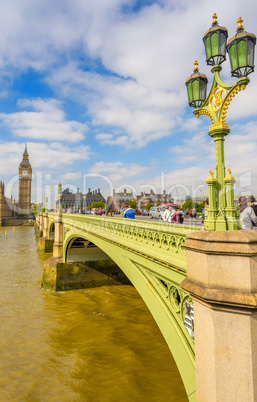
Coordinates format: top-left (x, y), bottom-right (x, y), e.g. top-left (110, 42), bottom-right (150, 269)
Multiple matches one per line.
top-left (194, 60), bottom-right (198, 72)
top-left (198, 109), bottom-right (214, 124)
top-left (224, 168), bottom-right (235, 181)
top-left (212, 13), bottom-right (218, 25)
top-left (237, 16), bottom-right (244, 31)
top-left (209, 86), bottom-right (227, 113)
top-left (206, 169), bottom-right (217, 183)
top-left (220, 85), bottom-right (241, 125)
top-left (209, 122), bottom-right (229, 130)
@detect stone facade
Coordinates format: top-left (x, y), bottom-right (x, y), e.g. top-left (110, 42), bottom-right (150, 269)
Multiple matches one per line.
top-left (0, 145), bottom-right (32, 226)
top-left (61, 187), bottom-right (105, 212)
top-left (136, 190), bottom-right (173, 210)
top-left (18, 144), bottom-right (32, 214)
top-left (0, 182), bottom-right (16, 226)
top-left (106, 189), bottom-right (135, 211)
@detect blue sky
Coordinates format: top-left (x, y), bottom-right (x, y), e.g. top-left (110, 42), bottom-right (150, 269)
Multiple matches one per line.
top-left (0, 0), bottom-right (257, 206)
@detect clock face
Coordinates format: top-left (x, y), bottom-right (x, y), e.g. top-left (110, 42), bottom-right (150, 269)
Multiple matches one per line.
top-left (22, 170), bottom-right (28, 176)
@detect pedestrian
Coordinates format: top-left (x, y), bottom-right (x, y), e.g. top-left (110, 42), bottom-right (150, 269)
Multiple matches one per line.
top-left (192, 207), bottom-right (196, 218)
top-left (247, 195), bottom-right (257, 222)
top-left (174, 208), bottom-right (182, 224)
top-left (239, 196), bottom-right (257, 229)
top-left (123, 204), bottom-right (135, 219)
top-left (162, 205), bottom-right (175, 223)
top-left (202, 198), bottom-right (209, 224)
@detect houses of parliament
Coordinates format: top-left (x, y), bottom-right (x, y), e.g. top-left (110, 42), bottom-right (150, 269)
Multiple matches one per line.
top-left (0, 145), bottom-right (32, 226)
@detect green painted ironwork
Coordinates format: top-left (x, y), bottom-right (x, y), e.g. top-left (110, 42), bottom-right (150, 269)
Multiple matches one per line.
top-left (186, 14), bottom-right (256, 231)
top-left (46, 212), bottom-right (202, 401)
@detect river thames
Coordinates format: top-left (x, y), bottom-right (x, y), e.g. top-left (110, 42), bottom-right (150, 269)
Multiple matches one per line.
top-left (0, 226), bottom-right (187, 401)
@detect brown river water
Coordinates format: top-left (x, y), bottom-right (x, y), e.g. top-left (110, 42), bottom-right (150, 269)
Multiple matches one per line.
top-left (0, 226), bottom-right (187, 401)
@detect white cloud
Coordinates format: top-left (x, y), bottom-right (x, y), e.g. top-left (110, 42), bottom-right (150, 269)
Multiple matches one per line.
top-left (61, 171), bottom-right (82, 181)
top-left (0, 0), bottom-right (257, 197)
top-left (46, 65), bottom-right (179, 147)
top-left (89, 161), bottom-right (149, 183)
top-left (0, 141), bottom-right (90, 177)
top-left (169, 131), bottom-right (214, 165)
top-left (0, 99), bottom-right (87, 142)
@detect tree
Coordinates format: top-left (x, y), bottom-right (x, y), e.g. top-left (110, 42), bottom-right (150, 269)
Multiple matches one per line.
top-left (127, 200), bottom-right (137, 209)
top-left (156, 201), bottom-right (161, 206)
top-left (145, 203), bottom-right (154, 211)
top-left (182, 199), bottom-right (193, 210)
top-left (31, 204), bottom-right (43, 215)
top-left (182, 199), bottom-right (203, 213)
top-left (89, 201), bottom-right (105, 210)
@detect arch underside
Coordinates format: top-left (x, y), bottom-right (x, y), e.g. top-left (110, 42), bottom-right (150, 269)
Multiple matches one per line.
top-left (48, 220), bottom-right (55, 240)
top-left (64, 230), bottom-right (196, 401)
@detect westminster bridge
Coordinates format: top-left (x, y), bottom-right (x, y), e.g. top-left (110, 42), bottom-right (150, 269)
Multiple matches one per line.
top-left (36, 211), bottom-right (257, 402)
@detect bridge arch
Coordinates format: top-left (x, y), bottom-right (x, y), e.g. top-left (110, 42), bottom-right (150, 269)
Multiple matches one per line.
top-left (48, 221), bottom-right (55, 240)
top-left (63, 231), bottom-right (196, 400)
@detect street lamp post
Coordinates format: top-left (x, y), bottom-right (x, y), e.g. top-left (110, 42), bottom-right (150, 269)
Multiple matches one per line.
top-left (58, 182), bottom-right (62, 213)
top-left (186, 14), bottom-right (256, 230)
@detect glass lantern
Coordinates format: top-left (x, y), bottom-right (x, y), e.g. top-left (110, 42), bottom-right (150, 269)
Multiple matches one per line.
top-left (185, 61), bottom-right (208, 108)
top-left (227, 17), bottom-right (256, 78)
top-left (203, 13), bottom-right (228, 66)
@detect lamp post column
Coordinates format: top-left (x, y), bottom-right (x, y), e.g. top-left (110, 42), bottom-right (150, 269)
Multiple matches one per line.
top-left (224, 168), bottom-right (239, 230)
top-left (209, 126), bottom-right (230, 230)
top-left (204, 170), bottom-right (217, 230)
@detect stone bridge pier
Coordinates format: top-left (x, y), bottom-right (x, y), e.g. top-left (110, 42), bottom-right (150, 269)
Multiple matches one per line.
top-left (42, 212), bottom-right (130, 292)
top-left (181, 230), bottom-right (257, 402)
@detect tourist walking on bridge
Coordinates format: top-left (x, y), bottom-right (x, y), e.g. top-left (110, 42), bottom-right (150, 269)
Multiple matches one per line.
top-left (239, 196), bottom-right (257, 229)
top-left (162, 205), bottom-right (175, 223)
top-left (123, 204), bottom-right (135, 219)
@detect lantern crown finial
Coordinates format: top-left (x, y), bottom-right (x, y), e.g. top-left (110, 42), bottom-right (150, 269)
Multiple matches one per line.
top-left (210, 169), bottom-right (214, 177)
top-left (228, 168), bottom-right (231, 174)
top-left (212, 13), bottom-right (218, 26)
top-left (185, 60), bottom-right (208, 108)
top-left (237, 16), bottom-right (244, 31)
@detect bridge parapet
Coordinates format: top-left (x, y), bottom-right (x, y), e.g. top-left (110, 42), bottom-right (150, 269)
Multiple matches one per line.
top-left (57, 214), bottom-right (202, 270)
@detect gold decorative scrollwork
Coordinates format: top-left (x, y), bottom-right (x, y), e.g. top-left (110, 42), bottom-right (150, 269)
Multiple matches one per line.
top-left (198, 109), bottom-right (214, 124)
top-left (209, 86), bottom-right (227, 113)
top-left (220, 84), bottom-right (241, 125)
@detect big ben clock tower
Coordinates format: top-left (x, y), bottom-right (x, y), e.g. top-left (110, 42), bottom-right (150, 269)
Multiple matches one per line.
top-left (18, 144), bottom-right (32, 214)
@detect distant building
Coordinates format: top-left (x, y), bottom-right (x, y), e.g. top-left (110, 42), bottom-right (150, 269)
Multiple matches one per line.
top-left (61, 187), bottom-right (105, 212)
top-left (106, 189), bottom-right (135, 212)
top-left (0, 182), bottom-right (16, 225)
top-left (18, 144), bottom-right (32, 214)
top-left (0, 145), bottom-right (32, 225)
top-left (137, 190), bottom-right (174, 210)
top-left (106, 189), bottom-right (174, 212)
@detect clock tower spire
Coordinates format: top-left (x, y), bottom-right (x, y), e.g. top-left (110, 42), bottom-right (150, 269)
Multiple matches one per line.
top-left (18, 144), bottom-right (32, 214)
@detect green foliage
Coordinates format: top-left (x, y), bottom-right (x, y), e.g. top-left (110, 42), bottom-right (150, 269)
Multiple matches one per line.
top-left (31, 204), bottom-right (42, 215)
top-left (18, 214), bottom-right (27, 218)
top-left (182, 199), bottom-right (204, 212)
top-left (182, 199), bottom-right (193, 210)
top-left (144, 203), bottom-right (154, 211)
top-left (127, 200), bottom-right (137, 209)
top-left (156, 201), bottom-right (161, 206)
top-left (198, 201), bottom-right (205, 211)
top-left (89, 201), bottom-right (105, 210)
